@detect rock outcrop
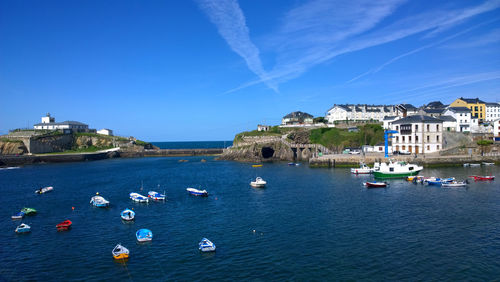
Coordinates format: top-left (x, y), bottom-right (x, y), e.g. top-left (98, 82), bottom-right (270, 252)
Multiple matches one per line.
top-left (218, 141), bottom-right (294, 162)
top-left (0, 140), bottom-right (28, 155)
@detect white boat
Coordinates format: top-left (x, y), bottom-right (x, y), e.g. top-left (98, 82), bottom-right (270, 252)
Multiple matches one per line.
top-left (469, 163), bottom-right (481, 167)
top-left (35, 186), bottom-right (54, 194)
top-left (15, 223), bottom-right (31, 233)
top-left (148, 191), bottom-right (166, 201)
top-left (482, 162), bottom-right (495, 166)
top-left (120, 209), bottom-right (135, 221)
top-left (351, 163), bottom-right (374, 174)
top-left (373, 160), bottom-right (423, 179)
top-left (250, 177), bottom-right (267, 188)
top-left (11, 212), bottom-right (25, 220)
top-left (90, 194), bottom-right (110, 207)
top-left (112, 244), bottom-right (130, 260)
top-left (199, 238), bottom-right (216, 252)
top-left (186, 188), bottom-right (208, 197)
top-left (463, 163), bottom-right (470, 167)
top-left (136, 229), bottom-right (153, 242)
top-left (441, 181), bottom-right (468, 188)
top-left (130, 192), bottom-right (149, 203)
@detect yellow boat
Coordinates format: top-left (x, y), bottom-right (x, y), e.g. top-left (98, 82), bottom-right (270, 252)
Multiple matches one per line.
top-left (407, 176), bottom-right (416, 181)
top-left (112, 244), bottom-right (129, 260)
top-left (252, 164), bottom-right (263, 167)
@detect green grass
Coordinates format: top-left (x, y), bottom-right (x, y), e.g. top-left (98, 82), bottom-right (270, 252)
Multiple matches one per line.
top-left (37, 145), bottom-right (113, 155)
top-left (309, 124), bottom-right (384, 148)
top-left (0, 138), bottom-right (24, 143)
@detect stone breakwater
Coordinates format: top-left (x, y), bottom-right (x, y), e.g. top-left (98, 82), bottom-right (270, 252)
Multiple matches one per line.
top-left (309, 154), bottom-right (500, 167)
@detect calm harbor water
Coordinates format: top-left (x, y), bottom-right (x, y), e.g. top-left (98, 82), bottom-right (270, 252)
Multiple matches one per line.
top-left (1, 157), bottom-right (499, 281)
top-left (151, 141), bottom-right (232, 149)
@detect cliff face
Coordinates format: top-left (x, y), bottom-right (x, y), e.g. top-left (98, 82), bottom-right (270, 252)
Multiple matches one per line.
top-left (0, 141), bottom-right (28, 155)
top-left (74, 135), bottom-right (114, 148)
top-left (218, 141), bottom-right (294, 162)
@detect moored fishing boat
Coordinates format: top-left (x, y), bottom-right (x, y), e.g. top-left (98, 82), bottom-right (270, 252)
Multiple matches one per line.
top-left (482, 162), bottom-right (494, 166)
top-left (441, 181), bottom-right (468, 188)
top-left (425, 177), bottom-right (455, 186)
top-left (90, 193), bottom-right (110, 207)
top-left (11, 211), bottom-right (25, 220)
top-left (199, 238), bottom-right (216, 252)
top-left (373, 160), bottom-right (423, 179)
top-left (250, 177), bottom-right (267, 188)
top-left (15, 223), bottom-right (31, 233)
top-left (35, 186), bottom-right (54, 194)
top-left (469, 163), bottom-right (481, 167)
top-left (186, 188), bottom-right (208, 197)
top-left (120, 209), bottom-right (135, 221)
top-left (252, 164), bottom-right (263, 167)
top-left (363, 181), bottom-right (387, 188)
top-left (130, 192), bottom-right (149, 203)
top-left (351, 163), bottom-right (374, 174)
top-left (56, 220), bottom-right (72, 231)
top-left (148, 191), bottom-right (166, 201)
top-left (112, 244), bottom-right (130, 260)
top-left (469, 175), bottom-right (495, 181)
top-left (21, 207), bottom-right (37, 215)
top-left (136, 229), bottom-right (153, 242)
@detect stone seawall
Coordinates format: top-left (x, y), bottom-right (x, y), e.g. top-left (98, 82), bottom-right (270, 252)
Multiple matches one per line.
top-left (0, 152), bottom-right (114, 166)
top-left (309, 154), bottom-right (500, 167)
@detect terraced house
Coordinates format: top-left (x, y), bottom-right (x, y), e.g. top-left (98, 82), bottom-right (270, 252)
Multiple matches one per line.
top-left (449, 97), bottom-right (485, 123)
top-left (325, 104), bottom-right (397, 123)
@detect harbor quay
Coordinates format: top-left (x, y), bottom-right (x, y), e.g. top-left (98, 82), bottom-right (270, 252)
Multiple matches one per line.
top-left (309, 153), bottom-right (500, 167)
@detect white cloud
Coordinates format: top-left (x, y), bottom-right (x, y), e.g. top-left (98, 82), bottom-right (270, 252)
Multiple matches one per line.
top-left (197, 0), bottom-right (278, 92)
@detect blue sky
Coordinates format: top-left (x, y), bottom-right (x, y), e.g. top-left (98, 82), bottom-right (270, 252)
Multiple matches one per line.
top-left (1, 0), bottom-right (499, 141)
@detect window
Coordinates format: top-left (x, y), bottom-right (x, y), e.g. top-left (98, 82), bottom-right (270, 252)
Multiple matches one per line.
top-left (427, 135), bottom-right (430, 142)
top-left (415, 125), bottom-right (418, 131)
top-left (402, 136), bottom-right (405, 142)
top-left (437, 135), bottom-right (439, 142)
top-left (427, 145), bottom-right (430, 150)
top-left (396, 136), bottom-right (399, 142)
top-left (402, 145), bottom-right (406, 150)
top-left (437, 145), bottom-right (440, 150)
top-left (409, 136), bottom-right (412, 142)
top-left (396, 126), bottom-right (399, 131)
top-left (426, 124), bottom-right (430, 131)
top-left (436, 125), bottom-right (439, 131)
top-left (475, 106), bottom-right (478, 111)
top-left (416, 135), bottom-right (419, 142)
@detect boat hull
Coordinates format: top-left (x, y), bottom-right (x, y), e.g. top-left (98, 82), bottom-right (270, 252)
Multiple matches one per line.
top-left (113, 253), bottom-right (129, 260)
top-left (250, 183), bottom-right (265, 188)
top-left (374, 170), bottom-right (420, 179)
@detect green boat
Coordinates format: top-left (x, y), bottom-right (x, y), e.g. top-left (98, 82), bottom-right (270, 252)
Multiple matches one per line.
top-left (21, 207), bottom-right (37, 215)
top-left (373, 160), bottom-right (423, 179)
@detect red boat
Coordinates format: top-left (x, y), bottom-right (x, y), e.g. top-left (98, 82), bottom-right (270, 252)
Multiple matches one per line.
top-left (469, 175), bottom-right (495, 181)
top-left (363, 181), bottom-right (388, 188)
top-left (56, 220), bottom-right (72, 231)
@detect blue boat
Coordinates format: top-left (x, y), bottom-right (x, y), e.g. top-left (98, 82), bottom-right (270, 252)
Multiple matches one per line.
top-left (15, 223), bottom-right (31, 233)
top-left (11, 211), bottom-right (25, 220)
top-left (426, 177), bottom-right (455, 186)
top-left (199, 238), bottom-right (216, 252)
top-left (120, 209), bottom-right (135, 221)
top-left (136, 229), bottom-right (153, 242)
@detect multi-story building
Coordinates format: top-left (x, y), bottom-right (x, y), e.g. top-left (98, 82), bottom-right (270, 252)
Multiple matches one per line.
top-left (325, 104), bottom-right (396, 123)
top-left (395, 104), bottom-right (418, 117)
top-left (493, 119), bottom-right (500, 143)
top-left (449, 97), bottom-right (486, 122)
top-left (485, 102), bottom-right (500, 122)
top-left (390, 115), bottom-right (443, 154)
top-left (442, 107), bottom-right (472, 132)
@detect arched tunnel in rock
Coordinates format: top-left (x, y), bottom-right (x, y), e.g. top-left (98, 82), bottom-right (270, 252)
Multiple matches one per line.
top-left (261, 147), bottom-right (275, 159)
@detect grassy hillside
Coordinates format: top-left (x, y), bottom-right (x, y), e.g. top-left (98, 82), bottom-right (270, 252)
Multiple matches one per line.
top-left (309, 124), bottom-right (384, 149)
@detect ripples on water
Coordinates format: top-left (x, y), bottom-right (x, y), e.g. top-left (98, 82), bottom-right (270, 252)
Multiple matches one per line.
top-left (0, 158), bottom-right (499, 281)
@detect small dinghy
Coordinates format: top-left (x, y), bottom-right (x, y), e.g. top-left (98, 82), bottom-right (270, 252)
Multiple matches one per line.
top-left (469, 175), bottom-right (495, 181)
top-left (136, 229), bottom-right (153, 242)
top-left (90, 193), bottom-right (110, 207)
top-left (288, 162), bottom-right (299, 166)
top-left (56, 220), bottom-right (72, 231)
top-left (469, 163), bottom-right (481, 167)
top-left (250, 177), bottom-right (267, 188)
top-left (199, 238), bottom-right (216, 252)
top-left (441, 181), bottom-right (468, 188)
top-left (35, 186), bottom-right (53, 194)
top-left (186, 188), bottom-right (208, 197)
top-left (15, 223), bottom-right (31, 233)
top-left (363, 181), bottom-right (387, 188)
top-left (21, 207), bottom-right (37, 215)
top-left (11, 211), bottom-right (25, 220)
top-left (148, 191), bottom-right (166, 201)
top-left (130, 192), bottom-right (149, 203)
top-left (112, 244), bottom-right (130, 260)
top-left (120, 209), bottom-right (135, 221)
top-left (482, 162), bottom-right (495, 166)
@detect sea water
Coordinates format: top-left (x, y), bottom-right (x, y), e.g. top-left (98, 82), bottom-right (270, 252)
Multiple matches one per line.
top-left (1, 157), bottom-right (499, 280)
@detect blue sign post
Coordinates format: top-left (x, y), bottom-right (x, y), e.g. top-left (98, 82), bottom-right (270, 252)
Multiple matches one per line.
top-left (384, 130), bottom-right (398, 158)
